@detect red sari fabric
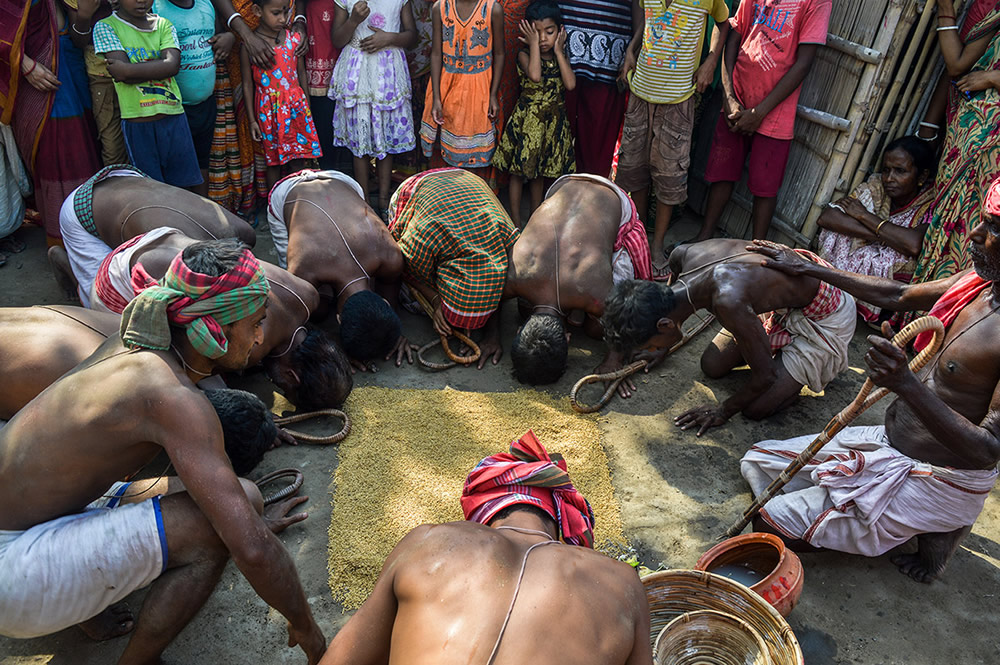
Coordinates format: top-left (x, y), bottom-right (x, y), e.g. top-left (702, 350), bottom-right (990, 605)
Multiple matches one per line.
top-left (913, 271), bottom-right (992, 351)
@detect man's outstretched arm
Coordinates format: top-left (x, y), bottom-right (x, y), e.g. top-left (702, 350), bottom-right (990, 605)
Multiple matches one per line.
top-left (748, 241), bottom-right (964, 312)
top-left (162, 390), bottom-right (326, 663)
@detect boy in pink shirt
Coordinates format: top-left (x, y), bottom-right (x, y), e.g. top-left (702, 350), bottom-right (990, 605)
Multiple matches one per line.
top-left (695, 0), bottom-right (831, 241)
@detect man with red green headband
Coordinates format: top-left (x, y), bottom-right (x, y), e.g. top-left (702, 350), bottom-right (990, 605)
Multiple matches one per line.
top-left (0, 239), bottom-right (326, 664)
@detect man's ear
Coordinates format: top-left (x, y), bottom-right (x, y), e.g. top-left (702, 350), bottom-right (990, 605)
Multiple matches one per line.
top-left (655, 317), bottom-right (677, 334)
top-left (285, 366), bottom-right (301, 388)
top-left (565, 331), bottom-right (572, 343)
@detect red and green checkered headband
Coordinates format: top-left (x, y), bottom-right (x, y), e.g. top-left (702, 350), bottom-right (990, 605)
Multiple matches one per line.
top-left (120, 248), bottom-right (269, 359)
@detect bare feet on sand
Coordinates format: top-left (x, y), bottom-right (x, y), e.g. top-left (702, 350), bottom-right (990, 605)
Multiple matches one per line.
top-left (77, 603), bottom-right (135, 641)
top-left (890, 526), bottom-right (971, 583)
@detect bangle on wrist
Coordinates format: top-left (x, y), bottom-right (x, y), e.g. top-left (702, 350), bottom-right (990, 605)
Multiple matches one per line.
top-left (293, 14), bottom-right (306, 24)
top-left (876, 220), bottom-right (889, 237)
top-left (937, 14), bottom-right (956, 20)
top-left (226, 11), bottom-right (242, 29)
top-left (937, 25), bottom-right (959, 32)
top-left (22, 59), bottom-right (36, 76)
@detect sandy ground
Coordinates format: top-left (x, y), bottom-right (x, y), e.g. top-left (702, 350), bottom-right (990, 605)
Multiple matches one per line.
top-left (1, 213), bottom-right (999, 665)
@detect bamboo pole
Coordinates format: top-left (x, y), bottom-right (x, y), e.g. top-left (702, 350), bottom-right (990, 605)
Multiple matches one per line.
top-left (848, 0), bottom-right (948, 192)
top-left (826, 34), bottom-right (883, 64)
top-left (798, 0), bottom-right (909, 242)
top-left (885, 23), bottom-right (940, 150)
top-left (839, 0), bottom-right (921, 193)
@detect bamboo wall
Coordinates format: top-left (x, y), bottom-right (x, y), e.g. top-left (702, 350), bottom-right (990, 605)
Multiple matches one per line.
top-left (688, 0), bottom-right (948, 248)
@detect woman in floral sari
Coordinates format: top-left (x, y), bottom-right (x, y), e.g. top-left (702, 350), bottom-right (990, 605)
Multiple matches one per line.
top-left (911, 1), bottom-right (1000, 283)
top-left (817, 136), bottom-right (935, 323)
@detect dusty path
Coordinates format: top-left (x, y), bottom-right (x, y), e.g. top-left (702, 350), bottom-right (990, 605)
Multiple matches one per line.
top-left (0, 219), bottom-right (997, 665)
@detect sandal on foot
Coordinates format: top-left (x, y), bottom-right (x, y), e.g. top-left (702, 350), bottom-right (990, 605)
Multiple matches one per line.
top-left (0, 235), bottom-right (25, 253)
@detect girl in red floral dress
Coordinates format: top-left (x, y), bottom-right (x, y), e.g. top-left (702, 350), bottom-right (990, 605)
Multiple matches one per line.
top-left (240, 0), bottom-right (323, 189)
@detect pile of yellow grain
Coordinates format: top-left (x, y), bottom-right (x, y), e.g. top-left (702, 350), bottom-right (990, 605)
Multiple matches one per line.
top-left (328, 385), bottom-right (628, 610)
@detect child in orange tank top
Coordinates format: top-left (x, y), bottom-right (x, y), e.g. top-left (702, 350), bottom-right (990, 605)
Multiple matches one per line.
top-left (418, 0), bottom-right (505, 172)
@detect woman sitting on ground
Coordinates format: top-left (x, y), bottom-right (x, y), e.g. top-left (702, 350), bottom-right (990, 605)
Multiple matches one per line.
top-left (816, 135), bottom-right (936, 323)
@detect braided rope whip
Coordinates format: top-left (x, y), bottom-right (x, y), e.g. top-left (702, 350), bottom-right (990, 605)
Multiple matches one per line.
top-left (720, 315), bottom-right (946, 539)
top-left (570, 314), bottom-right (717, 413)
top-left (255, 468), bottom-right (304, 505)
top-left (273, 409), bottom-right (351, 445)
top-left (410, 288), bottom-right (481, 369)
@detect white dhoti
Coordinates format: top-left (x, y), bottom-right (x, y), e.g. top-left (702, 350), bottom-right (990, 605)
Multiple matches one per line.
top-left (59, 169), bottom-right (145, 307)
top-left (90, 227), bottom-right (181, 313)
top-left (774, 291), bottom-right (856, 393)
top-left (0, 482), bottom-right (167, 638)
top-left (741, 425), bottom-right (998, 557)
top-left (266, 169), bottom-right (364, 268)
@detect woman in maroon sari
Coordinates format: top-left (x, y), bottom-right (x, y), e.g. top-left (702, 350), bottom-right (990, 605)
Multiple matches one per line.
top-left (0, 0), bottom-right (100, 243)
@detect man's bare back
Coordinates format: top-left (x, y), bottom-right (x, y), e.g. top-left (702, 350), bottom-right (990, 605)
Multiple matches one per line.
top-left (93, 177), bottom-right (256, 248)
top-left (507, 178), bottom-right (622, 317)
top-left (0, 306), bottom-right (118, 420)
top-left (284, 178), bottom-right (402, 305)
top-left (321, 519), bottom-right (651, 665)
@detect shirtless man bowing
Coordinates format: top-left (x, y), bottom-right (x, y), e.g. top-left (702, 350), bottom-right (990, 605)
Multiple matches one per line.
top-left (744, 210), bottom-right (1000, 581)
top-left (319, 430), bottom-right (651, 665)
top-left (602, 238), bottom-right (857, 432)
top-left (268, 169), bottom-right (413, 369)
top-left (0, 240), bottom-right (326, 663)
top-left (504, 174), bottom-right (652, 384)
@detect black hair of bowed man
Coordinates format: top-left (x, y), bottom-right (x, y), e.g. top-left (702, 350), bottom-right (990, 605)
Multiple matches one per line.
top-left (339, 290), bottom-right (402, 362)
top-left (601, 280), bottom-right (677, 353)
top-left (290, 325), bottom-right (354, 409)
top-left (510, 313), bottom-right (568, 385)
top-left (204, 388), bottom-right (277, 476)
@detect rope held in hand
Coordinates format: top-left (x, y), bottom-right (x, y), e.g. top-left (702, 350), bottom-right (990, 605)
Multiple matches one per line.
top-left (719, 315), bottom-right (946, 539)
top-left (570, 315), bottom-right (717, 413)
top-left (273, 409), bottom-right (351, 444)
top-left (410, 288), bottom-right (481, 369)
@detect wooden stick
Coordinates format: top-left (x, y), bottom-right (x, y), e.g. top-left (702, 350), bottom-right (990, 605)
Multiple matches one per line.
top-left (273, 409), bottom-right (351, 445)
top-left (720, 316), bottom-right (946, 540)
top-left (409, 288), bottom-right (481, 366)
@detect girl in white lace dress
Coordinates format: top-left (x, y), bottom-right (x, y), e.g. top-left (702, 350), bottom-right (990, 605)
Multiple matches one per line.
top-left (330, 0), bottom-right (418, 218)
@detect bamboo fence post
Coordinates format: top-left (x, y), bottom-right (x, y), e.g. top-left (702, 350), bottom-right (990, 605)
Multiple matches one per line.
top-left (798, 0), bottom-right (909, 242)
top-left (848, 0), bottom-right (938, 192)
top-left (885, 25), bottom-right (940, 148)
top-left (840, 0), bottom-right (921, 193)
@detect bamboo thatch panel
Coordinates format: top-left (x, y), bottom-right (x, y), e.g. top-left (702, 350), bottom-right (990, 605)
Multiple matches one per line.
top-left (695, 0), bottom-right (902, 244)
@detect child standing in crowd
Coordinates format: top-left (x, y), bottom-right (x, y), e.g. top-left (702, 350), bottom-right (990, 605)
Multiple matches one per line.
top-left (419, 0), bottom-right (505, 173)
top-left (618, 0), bottom-right (729, 276)
top-left (240, 0), bottom-right (323, 189)
top-left (492, 2), bottom-right (576, 227)
top-left (153, 0), bottom-right (234, 195)
top-left (330, 0), bottom-right (418, 219)
top-left (695, 0), bottom-right (832, 242)
top-left (93, 0), bottom-right (202, 187)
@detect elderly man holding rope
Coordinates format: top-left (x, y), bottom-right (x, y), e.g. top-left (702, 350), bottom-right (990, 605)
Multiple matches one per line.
top-left (601, 238), bottom-right (857, 428)
top-left (318, 430), bottom-right (652, 665)
top-left (266, 169), bottom-right (414, 371)
top-left (90, 229), bottom-right (353, 409)
top-left (503, 174), bottom-right (653, 384)
top-left (743, 193), bottom-right (1000, 582)
top-left (389, 168), bottom-right (520, 369)
top-left (0, 240), bottom-right (326, 663)
top-left (48, 165), bottom-right (257, 306)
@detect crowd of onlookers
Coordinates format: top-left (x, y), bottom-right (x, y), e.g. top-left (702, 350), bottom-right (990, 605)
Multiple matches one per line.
top-left (3, 0), bottom-right (1000, 313)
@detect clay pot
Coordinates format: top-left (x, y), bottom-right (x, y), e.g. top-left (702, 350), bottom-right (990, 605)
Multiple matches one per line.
top-left (695, 533), bottom-right (804, 618)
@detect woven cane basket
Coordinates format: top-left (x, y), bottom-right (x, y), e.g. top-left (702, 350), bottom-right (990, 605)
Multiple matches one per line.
top-left (654, 610), bottom-right (769, 665)
top-left (643, 570), bottom-right (803, 665)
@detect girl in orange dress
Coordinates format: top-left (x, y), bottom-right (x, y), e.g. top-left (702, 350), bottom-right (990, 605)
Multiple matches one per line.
top-left (418, 0), bottom-right (504, 172)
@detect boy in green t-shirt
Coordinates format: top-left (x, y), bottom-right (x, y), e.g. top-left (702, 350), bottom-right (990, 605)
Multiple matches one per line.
top-left (93, 0), bottom-right (202, 187)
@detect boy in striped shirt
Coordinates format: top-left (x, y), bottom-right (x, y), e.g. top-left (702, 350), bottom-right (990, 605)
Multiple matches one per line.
top-left (617, 0), bottom-right (730, 278)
